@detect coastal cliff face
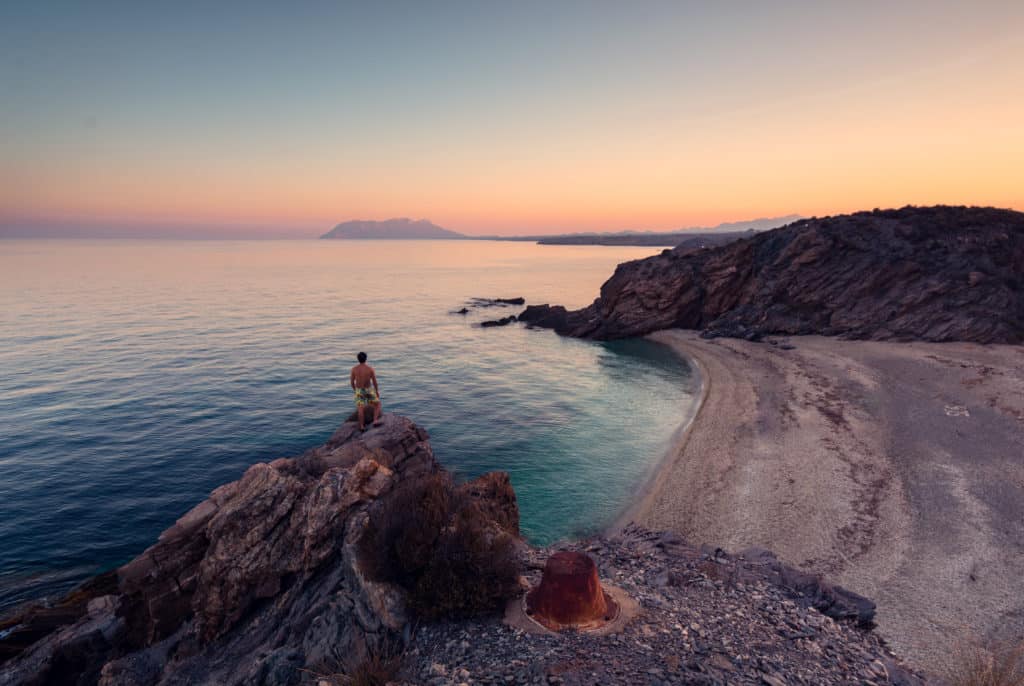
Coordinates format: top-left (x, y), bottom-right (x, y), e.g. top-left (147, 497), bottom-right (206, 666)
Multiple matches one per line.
top-left (520, 206), bottom-right (1024, 343)
top-left (0, 415), bottom-right (520, 686)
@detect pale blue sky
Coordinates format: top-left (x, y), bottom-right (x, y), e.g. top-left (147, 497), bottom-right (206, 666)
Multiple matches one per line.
top-left (2, 1), bottom-right (1022, 236)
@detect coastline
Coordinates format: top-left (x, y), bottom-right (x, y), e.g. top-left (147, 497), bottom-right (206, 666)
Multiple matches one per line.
top-left (629, 330), bottom-right (1024, 671)
top-left (608, 340), bottom-right (708, 535)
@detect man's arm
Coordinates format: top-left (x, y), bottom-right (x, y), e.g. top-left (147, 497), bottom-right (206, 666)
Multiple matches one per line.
top-left (371, 370), bottom-right (379, 396)
top-left (350, 368), bottom-right (356, 390)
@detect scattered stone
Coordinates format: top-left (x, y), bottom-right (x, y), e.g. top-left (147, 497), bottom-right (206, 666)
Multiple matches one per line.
top-left (399, 523), bottom-right (925, 685)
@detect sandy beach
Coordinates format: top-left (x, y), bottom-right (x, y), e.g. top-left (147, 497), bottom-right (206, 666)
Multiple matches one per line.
top-left (636, 330), bottom-right (1024, 670)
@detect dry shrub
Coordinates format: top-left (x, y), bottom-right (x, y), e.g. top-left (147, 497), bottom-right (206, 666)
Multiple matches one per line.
top-left (307, 641), bottom-right (403, 686)
top-left (358, 472), bottom-right (452, 587)
top-left (358, 473), bottom-right (521, 620)
top-left (946, 641), bottom-right (1024, 686)
top-left (410, 501), bottom-right (521, 620)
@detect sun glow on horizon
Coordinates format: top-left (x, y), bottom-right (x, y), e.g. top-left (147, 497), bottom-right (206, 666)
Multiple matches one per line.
top-left (2, 2), bottom-right (1022, 238)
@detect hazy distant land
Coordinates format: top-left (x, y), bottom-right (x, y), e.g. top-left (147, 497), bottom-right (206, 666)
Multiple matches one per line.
top-left (320, 214), bottom-right (802, 245)
top-left (535, 229), bottom-right (754, 247)
top-left (320, 218), bottom-right (465, 239)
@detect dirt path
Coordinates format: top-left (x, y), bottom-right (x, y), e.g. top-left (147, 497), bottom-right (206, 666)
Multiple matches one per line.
top-left (638, 331), bottom-right (1024, 670)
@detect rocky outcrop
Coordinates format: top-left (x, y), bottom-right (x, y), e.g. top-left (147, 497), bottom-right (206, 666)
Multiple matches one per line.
top-left (480, 316), bottom-right (517, 328)
top-left (520, 206), bottom-right (1024, 343)
top-left (467, 297), bottom-right (525, 308)
top-left (0, 415), bottom-right (519, 686)
top-left (452, 298), bottom-right (526, 317)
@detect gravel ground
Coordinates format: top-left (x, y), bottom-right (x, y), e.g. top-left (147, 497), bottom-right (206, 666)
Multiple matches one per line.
top-left (396, 526), bottom-right (925, 686)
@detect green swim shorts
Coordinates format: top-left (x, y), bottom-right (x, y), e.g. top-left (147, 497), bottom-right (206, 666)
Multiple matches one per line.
top-left (354, 387), bottom-right (379, 407)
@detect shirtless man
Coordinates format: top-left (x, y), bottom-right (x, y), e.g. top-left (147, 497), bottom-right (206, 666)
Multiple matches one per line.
top-left (350, 351), bottom-right (382, 430)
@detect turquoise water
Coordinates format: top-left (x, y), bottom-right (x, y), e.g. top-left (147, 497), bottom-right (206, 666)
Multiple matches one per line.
top-left (0, 239), bottom-right (696, 611)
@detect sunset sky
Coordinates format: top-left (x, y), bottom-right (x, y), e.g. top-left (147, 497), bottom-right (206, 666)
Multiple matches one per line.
top-left (2, 1), bottom-right (1022, 238)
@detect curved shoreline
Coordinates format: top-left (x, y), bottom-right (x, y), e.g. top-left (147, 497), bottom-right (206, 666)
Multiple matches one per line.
top-left (608, 339), bottom-right (708, 535)
top-left (624, 330), bottom-right (1024, 672)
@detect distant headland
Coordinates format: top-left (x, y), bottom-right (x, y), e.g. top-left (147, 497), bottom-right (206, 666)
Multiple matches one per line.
top-left (320, 218), bottom-right (466, 239)
top-left (532, 214), bottom-right (802, 245)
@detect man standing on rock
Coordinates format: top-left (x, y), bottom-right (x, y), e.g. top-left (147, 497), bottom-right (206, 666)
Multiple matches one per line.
top-left (350, 352), bottom-right (382, 431)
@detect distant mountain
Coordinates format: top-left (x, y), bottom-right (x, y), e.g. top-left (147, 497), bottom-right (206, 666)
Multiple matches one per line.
top-left (321, 218), bottom-right (464, 240)
top-left (696, 214), bottom-right (803, 233)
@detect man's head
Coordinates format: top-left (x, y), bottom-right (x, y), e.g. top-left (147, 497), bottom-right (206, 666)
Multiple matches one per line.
top-left (357, 352), bottom-right (367, 363)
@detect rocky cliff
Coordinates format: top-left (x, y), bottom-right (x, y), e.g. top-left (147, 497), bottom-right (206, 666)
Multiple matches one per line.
top-left (519, 206), bottom-right (1024, 343)
top-left (0, 415), bottom-right (519, 686)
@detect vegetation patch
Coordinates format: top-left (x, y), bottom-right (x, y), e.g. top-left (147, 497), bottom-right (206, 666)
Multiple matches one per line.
top-left (358, 472), bottom-right (521, 621)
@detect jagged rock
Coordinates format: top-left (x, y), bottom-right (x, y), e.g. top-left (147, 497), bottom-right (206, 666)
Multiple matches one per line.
top-left (0, 572), bottom-right (118, 668)
top-left (480, 316), bottom-right (517, 328)
top-left (521, 206), bottom-right (1024, 343)
top-left (0, 415), bottom-right (519, 686)
top-left (518, 304), bottom-right (571, 330)
top-left (737, 547), bottom-right (876, 627)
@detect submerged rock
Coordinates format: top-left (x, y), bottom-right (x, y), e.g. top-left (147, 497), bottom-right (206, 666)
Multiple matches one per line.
top-left (480, 315), bottom-right (517, 327)
top-left (522, 206), bottom-right (1024, 343)
top-left (467, 297), bottom-right (525, 307)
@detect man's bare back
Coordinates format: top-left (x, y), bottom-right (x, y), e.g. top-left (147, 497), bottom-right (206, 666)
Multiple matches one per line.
top-left (350, 352), bottom-right (382, 430)
top-left (350, 363), bottom-right (377, 390)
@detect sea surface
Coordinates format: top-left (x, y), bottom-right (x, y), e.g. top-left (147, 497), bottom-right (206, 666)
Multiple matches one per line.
top-left (0, 239), bottom-right (697, 612)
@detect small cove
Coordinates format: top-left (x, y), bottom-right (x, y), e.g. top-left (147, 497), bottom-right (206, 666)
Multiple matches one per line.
top-left (0, 239), bottom-right (698, 611)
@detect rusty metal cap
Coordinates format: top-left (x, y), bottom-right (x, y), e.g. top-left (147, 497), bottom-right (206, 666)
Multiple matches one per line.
top-left (525, 551), bottom-right (619, 631)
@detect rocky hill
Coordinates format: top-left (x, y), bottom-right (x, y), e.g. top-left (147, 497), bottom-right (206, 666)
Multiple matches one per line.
top-left (321, 219), bottom-right (464, 240)
top-left (519, 206), bottom-right (1024, 343)
top-left (0, 415), bottom-right (925, 685)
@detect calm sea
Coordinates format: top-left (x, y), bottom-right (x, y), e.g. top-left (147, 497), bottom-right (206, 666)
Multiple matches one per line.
top-left (0, 239), bottom-right (696, 611)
